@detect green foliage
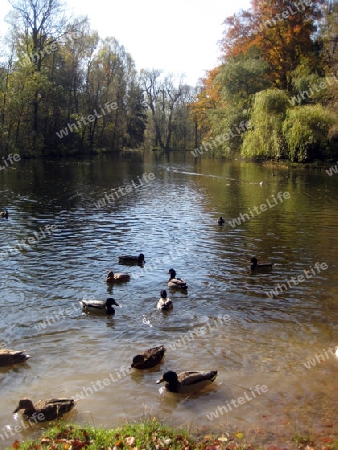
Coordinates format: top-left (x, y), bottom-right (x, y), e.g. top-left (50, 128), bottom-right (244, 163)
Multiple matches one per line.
top-left (242, 89), bottom-right (289, 159)
top-left (216, 49), bottom-right (271, 106)
top-left (283, 104), bottom-right (336, 161)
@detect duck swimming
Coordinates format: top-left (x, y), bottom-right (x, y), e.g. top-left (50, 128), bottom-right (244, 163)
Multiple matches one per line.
top-left (119, 253), bottom-right (145, 264)
top-left (0, 210), bottom-right (8, 218)
top-left (13, 398), bottom-right (76, 421)
top-left (168, 269), bottom-right (188, 289)
top-left (156, 370), bottom-right (218, 394)
top-left (106, 270), bottom-right (130, 283)
top-left (217, 216), bottom-right (225, 225)
top-left (80, 298), bottom-right (119, 315)
top-left (250, 257), bottom-right (273, 271)
top-left (0, 349), bottom-right (30, 367)
top-left (131, 345), bottom-right (166, 369)
top-left (157, 289), bottom-right (173, 311)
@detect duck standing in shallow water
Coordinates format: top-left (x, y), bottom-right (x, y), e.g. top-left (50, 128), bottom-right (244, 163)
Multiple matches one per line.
top-left (156, 370), bottom-right (218, 394)
top-left (250, 257), bottom-right (273, 271)
top-left (168, 269), bottom-right (188, 289)
top-left (118, 253), bottom-right (145, 264)
top-left (13, 398), bottom-right (76, 421)
top-left (0, 349), bottom-right (30, 367)
top-left (80, 298), bottom-right (119, 315)
top-left (106, 270), bottom-right (130, 283)
top-left (157, 289), bottom-right (173, 311)
top-left (131, 345), bottom-right (166, 369)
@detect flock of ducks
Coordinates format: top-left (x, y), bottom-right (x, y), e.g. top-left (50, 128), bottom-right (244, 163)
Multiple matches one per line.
top-left (3, 252), bottom-right (217, 423)
top-left (3, 212), bottom-right (337, 423)
top-left (1, 211), bottom-right (279, 424)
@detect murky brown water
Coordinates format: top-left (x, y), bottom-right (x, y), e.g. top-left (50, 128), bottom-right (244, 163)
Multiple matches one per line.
top-left (0, 153), bottom-right (337, 448)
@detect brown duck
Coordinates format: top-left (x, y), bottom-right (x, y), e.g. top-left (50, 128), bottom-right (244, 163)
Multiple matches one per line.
top-left (131, 345), bottom-right (166, 369)
top-left (106, 270), bottom-right (130, 283)
top-left (0, 349), bottom-right (30, 367)
top-left (13, 398), bottom-right (76, 421)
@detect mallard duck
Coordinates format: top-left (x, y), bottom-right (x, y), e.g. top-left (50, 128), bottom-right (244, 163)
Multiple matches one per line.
top-left (250, 257), bottom-right (273, 271)
top-left (131, 345), bottom-right (166, 369)
top-left (0, 349), bottom-right (30, 367)
top-left (156, 370), bottom-right (218, 394)
top-left (119, 253), bottom-right (145, 264)
top-left (13, 398), bottom-right (76, 421)
top-left (0, 210), bottom-right (8, 218)
top-left (168, 269), bottom-right (188, 289)
top-left (106, 270), bottom-right (130, 283)
top-left (217, 216), bottom-right (225, 225)
top-left (157, 289), bottom-right (173, 311)
top-left (80, 298), bottom-right (119, 315)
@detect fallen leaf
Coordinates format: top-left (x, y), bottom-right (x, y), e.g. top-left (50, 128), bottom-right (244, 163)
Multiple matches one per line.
top-left (235, 432), bottom-right (244, 440)
top-left (321, 438), bottom-right (333, 444)
top-left (217, 436), bottom-right (228, 442)
top-left (126, 436), bottom-right (136, 446)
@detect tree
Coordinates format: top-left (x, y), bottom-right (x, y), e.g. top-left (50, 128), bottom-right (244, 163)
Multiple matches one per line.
top-left (242, 89), bottom-right (289, 159)
top-left (283, 104), bottom-right (335, 161)
top-left (221, 0), bottom-right (326, 90)
top-left (7, 0), bottom-right (67, 151)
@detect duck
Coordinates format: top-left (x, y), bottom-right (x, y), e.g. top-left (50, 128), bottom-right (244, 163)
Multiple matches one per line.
top-left (13, 398), bottom-right (76, 422)
top-left (106, 270), bottom-right (130, 283)
top-left (118, 253), bottom-right (145, 264)
top-left (217, 216), bottom-right (225, 225)
top-left (157, 289), bottom-right (173, 311)
top-left (0, 210), bottom-right (8, 218)
top-left (80, 298), bottom-right (119, 315)
top-left (156, 370), bottom-right (218, 394)
top-left (168, 268), bottom-right (188, 289)
top-left (131, 345), bottom-right (166, 369)
top-left (0, 349), bottom-right (30, 367)
top-left (250, 257), bottom-right (273, 271)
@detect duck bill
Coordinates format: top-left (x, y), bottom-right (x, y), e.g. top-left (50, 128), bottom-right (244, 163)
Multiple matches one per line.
top-left (156, 377), bottom-right (164, 384)
top-left (13, 407), bottom-right (20, 414)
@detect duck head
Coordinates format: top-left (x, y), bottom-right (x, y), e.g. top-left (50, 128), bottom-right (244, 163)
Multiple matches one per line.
top-left (138, 253), bottom-right (145, 262)
top-left (156, 370), bottom-right (177, 384)
top-left (168, 269), bottom-right (176, 280)
top-left (106, 298), bottom-right (119, 307)
top-left (105, 298), bottom-right (119, 314)
top-left (250, 257), bottom-right (258, 269)
top-left (13, 398), bottom-right (34, 413)
top-left (160, 289), bottom-right (167, 299)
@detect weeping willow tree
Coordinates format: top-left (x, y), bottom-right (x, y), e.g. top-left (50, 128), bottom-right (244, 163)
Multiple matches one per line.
top-left (283, 104), bottom-right (335, 161)
top-left (241, 89), bottom-right (289, 159)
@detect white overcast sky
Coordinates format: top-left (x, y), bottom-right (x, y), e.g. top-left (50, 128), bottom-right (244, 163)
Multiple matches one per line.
top-left (1, 0), bottom-right (252, 85)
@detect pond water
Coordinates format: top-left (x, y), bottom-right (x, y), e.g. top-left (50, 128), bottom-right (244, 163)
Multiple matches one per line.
top-left (0, 152), bottom-right (337, 448)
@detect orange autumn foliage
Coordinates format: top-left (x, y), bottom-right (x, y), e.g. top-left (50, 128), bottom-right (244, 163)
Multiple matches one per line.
top-left (221, 0), bottom-right (325, 89)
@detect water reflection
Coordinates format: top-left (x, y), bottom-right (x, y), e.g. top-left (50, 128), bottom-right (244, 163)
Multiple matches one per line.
top-left (0, 153), bottom-right (337, 447)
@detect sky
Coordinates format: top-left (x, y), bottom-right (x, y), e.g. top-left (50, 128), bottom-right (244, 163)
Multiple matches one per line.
top-left (1, 0), bottom-right (252, 85)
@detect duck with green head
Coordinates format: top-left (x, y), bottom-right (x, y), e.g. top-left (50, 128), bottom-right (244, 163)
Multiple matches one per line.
top-left (80, 298), bottom-right (119, 315)
top-left (157, 289), bottom-right (173, 311)
top-left (168, 269), bottom-right (188, 289)
top-left (156, 370), bottom-right (218, 393)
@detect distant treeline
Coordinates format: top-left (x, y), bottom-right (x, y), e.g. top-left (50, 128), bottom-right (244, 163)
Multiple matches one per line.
top-left (191, 0), bottom-right (338, 162)
top-left (0, 1), bottom-right (197, 157)
top-left (1, 0), bottom-right (337, 161)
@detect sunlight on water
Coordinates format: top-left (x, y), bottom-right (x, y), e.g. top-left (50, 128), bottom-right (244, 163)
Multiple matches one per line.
top-left (0, 154), bottom-right (337, 448)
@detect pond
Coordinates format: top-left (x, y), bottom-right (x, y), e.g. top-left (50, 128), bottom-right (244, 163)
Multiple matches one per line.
top-left (0, 152), bottom-right (337, 448)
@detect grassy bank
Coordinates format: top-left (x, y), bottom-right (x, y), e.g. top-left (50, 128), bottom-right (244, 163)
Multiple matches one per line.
top-left (5, 419), bottom-right (338, 450)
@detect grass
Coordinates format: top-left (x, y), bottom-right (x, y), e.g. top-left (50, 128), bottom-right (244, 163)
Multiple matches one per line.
top-left (5, 418), bottom-right (252, 450)
top-left (5, 419), bottom-right (338, 450)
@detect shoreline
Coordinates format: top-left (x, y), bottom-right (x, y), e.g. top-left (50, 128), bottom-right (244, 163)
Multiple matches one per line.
top-left (4, 418), bottom-right (338, 450)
